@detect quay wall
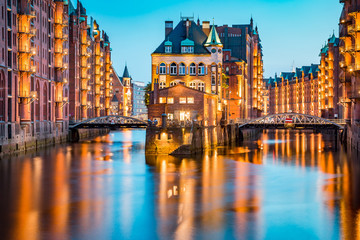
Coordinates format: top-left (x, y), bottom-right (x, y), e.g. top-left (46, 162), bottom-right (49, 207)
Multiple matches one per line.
top-left (0, 127), bottom-right (110, 157)
top-left (347, 123), bottom-right (360, 152)
top-left (145, 124), bottom-right (260, 155)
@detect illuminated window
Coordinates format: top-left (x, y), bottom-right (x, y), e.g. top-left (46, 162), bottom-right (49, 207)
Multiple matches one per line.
top-left (170, 63), bottom-right (177, 75)
top-left (179, 63), bottom-right (186, 75)
top-left (198, 82), bottom-right (205, 92)
top-left (189, 81), bottom-right (196, 89)
top-left (167, 113), bottom-right (174, 120)
top-left (159, 63), bottom-right (166, 75)
top-left (190, 63), bottom-right (196, 75)
top-left (167, 97), bottom-right (174, 104)
top-left (180, 97), bottom-right (187, 104)
top-left (159, 97), bottom-right (166, 103)
top-left (187, 97), bottom-right (194, 104)
top-left (198, 63), bottom-right (205, 75)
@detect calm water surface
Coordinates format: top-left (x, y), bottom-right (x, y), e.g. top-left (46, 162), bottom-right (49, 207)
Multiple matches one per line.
top-left (0, 129), bottom-right (360, 240)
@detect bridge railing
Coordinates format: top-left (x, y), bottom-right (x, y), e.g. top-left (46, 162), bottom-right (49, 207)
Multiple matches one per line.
top-left (328, 119), bottom-right (346, 125)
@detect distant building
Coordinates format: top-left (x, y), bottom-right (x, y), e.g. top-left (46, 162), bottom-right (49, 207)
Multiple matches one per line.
top-left (132, 81), bottom-right (148, 120)
top-left (264, 34), bottom-right (342, 119)
top-left (120, 65), bottom-right (133, 117)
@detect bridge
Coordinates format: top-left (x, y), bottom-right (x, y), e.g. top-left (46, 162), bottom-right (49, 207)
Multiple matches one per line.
top-left (237, 113), bottom-right (345, 130)
top-left (70, 115), bottom-right (148, 129)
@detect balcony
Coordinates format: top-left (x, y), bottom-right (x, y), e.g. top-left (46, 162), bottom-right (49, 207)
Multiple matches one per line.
top-left (348, 63), bottom-right (360, 72)
top-left (348, 24), bottom-right (360, 34)
top-left (348, 90), bottom-right (360, 99)
top-left (18, 27), bottom-right (37, 36)
top-left (19, 64), bottom-right (36, 73)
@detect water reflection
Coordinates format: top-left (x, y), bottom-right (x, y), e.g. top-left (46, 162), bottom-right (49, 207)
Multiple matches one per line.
top-left (0, 129), bottom-right (359, 239)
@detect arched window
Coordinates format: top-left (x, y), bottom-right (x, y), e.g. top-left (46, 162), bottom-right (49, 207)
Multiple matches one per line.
top-left (35, 81), bottom-right (40, 120)
top-left (159, 63), bottom-right (166, 75)
top-left (189, 81), bottom-right (196, 89)
top-left (198, 82), bottom-right (205, 92)
top-left (43, 84), bottom-right (47, 121)
top-left (190, 63), bottom-right (196, 76)
top-left (0, 71), bottom-right (5, 121)
top-left (170, 80), bottom-right (184, 87)
top-left (170, 63), bottom-right (177, 75)
top-left (179, 63), bottom-right (186, 75)
top-left (159, 81), bottom-right (166, 89)
top-left (198, 63), bottom-right (205, 75)
top-left (226, 67), bottom-right (229, 74)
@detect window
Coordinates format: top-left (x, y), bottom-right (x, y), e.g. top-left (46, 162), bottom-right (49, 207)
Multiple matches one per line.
top-left (167, 97), bottom-right (174, 104)
top-left (190, 63), bottom-right (196, 75)
top-left (226, 55), bottom-right (229, 61)
top-left (181, 46), bottom-right (194, 53)
top-left (159, 81), bottom-right (166, 89)
top-left (198, 63), bottom-right (205, 75)
top-left (167, 113), bottom-right (174, 120)
top-left (159, 63), bottom-right (166, 75)
top-left (179, 97), bottom-right (187, 104)
top-left (165, 46), bottom-right (172, 53)
top-left (159, 97), bottom-right (166, 103)
top-left (170, 63), bottom-right (177, 75)
top-left (187, 97), bottom-right (194, 104)
top-left (189, 82), bottom-right (196, 89)
top-left (179, 63), bottom-right (186, 75)
top-left (198, 82), bottom-right (205, 92)
top-left (170, 81), bottom-right (179, 87)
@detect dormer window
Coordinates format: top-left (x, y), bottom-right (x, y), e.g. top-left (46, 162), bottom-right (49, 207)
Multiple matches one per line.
top-left (181, 38), bottom-right (194, 54)
top-left (165, 39), bottom-right (173, 53)
top-left (165, 46), bottom-right (172, 53)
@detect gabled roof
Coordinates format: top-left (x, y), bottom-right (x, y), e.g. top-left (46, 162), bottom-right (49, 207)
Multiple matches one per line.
top-left (204, 25), bottom-right (223, 47)
top-left (153, 20), bottom-right (210, 54)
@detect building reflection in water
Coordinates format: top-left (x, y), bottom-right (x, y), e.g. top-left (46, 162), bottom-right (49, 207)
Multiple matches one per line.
top-left (0, 129), bottom-right (360, 239)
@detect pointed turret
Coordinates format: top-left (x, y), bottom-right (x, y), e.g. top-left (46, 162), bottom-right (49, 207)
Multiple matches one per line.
top-left (123, 64), bottom-right (130, 78)
top-left (204, 24), bottom-right (223, 47)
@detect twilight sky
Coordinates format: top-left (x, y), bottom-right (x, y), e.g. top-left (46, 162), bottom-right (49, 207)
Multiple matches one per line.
top-left (75, 0), bottom-right (342, 83)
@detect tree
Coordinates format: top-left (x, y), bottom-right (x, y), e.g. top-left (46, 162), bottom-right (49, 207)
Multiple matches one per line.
top-left (144, 82), bottom-right (151, 106)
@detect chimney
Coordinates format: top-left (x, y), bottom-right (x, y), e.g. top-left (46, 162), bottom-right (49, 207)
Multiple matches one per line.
top-left (165, 21), bottom-right (173, 38)
top-left (186, 19), bottom-right (191, 39)
top-left (153, 78), bottom-right (159, 104)
top-left (202, 21), bottom-right (210, 36)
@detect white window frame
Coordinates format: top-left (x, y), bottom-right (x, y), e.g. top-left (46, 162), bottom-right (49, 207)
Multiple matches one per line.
top-left (179, 63), bottom-right (186, 75)
top-left (190, 63), bottom-right (196, 76)
top-left (198, 63), bottom-right (205, 75)
top-left (159, 63), bottom-right (166, 75)
top-left (170, 63), bottom-right (177, 75)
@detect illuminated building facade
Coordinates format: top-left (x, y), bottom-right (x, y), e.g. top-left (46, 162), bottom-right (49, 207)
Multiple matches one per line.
top-left (111, 68), bottom-right (124, 116)
top-left (217, 19), bottom-right (264, 118)
top-left (121, 65), bottom-right (132, 117)
top-left (0, 0), bottom-right (70, 154)
top-left (265, 35), bottom-right (342, 119)
top-left (265, 65), bottom-right (321, 116)
top-left (132, 81), bottom-right (148, 120)
top-left (68, 0), bottom-right (113, 121)
top-left (148, 17), bottom-right (224, 125)
top-left (339, 0), bottom-right (360, 150)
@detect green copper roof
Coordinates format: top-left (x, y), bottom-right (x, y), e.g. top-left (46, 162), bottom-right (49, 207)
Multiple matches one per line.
top-left (204, 25), bottom-right (223, 47)
top-left (181, 38), bottom-right (194, 46)
top-left (165, 40), bottom-right (172, 46)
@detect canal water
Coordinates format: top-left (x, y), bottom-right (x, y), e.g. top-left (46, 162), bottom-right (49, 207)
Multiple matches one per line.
top-left (0, 129), bottom-right (359, 240)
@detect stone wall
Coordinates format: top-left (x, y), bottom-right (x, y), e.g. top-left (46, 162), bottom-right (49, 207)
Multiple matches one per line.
top-left (347, 122), bottom-right (360, 152)
top-left (145, 124), bottom-right (259, 155)
top-left (69, 128), bottom-right (110, 143)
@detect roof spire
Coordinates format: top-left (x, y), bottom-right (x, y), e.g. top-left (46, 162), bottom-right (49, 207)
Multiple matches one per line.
top-left (204, 19), bottom-right (223, 47)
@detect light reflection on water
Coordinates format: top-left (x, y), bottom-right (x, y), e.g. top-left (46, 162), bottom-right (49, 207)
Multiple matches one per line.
top-left (0, 129), bottom-right (360, 240)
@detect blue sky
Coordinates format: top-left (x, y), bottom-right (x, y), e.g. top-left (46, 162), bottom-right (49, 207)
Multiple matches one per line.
top-left (75, 0), bottom-right (342, 82)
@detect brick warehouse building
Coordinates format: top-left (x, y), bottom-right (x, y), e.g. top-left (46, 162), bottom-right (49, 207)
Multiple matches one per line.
top-left (339, 0), bottom-right (360, 150)
top-left (0, 0), bottom-right (115, 154)
top-left (217, 19), bottom-right (264, 119)
top-left (68, 0), bottom-right (113, 121)
top-left (148, 17), bottom-right (224, 126)
top-left (264, 34), bottom-right (343, 119)
top-left (0, 0), bottom-right (70, 154)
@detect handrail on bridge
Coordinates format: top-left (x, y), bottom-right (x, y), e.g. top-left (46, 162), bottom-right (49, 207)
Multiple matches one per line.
top-left (235, 113), bottom-right (345, 130)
